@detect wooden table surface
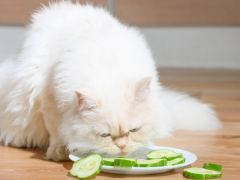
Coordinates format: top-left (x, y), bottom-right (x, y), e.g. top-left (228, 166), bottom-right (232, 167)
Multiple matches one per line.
top-left (1, 68), bottom-right (240, 180)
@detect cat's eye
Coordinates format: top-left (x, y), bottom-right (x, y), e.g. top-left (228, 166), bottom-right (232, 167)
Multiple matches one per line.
top-left (100, 133), bottom-right (110, 137)
top-left (130, 127), bottom-right (141, 132)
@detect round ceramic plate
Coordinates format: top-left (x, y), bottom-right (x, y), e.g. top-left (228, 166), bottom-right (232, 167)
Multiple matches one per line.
top-left (69, 146), bottom-right (197, 175)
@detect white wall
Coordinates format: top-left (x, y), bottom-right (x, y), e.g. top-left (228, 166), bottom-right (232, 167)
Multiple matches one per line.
top-left (1, 25), bottom-right (240, 69)
top-left (141, 27), bottom-right (240, 69)
top-left (0, 26), bottom-right (26, 60)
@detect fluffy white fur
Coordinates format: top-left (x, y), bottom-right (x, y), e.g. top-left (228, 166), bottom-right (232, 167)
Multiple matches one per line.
top-left (0, 1), bottom-right (221, 161)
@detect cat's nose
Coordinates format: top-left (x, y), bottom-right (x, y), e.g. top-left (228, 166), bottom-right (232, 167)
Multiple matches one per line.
top-left (116, 144), bottom-right (126, 149)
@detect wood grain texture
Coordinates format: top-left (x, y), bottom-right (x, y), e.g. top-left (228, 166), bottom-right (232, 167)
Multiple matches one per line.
top-left (115, 0), bottom-right (240, 26)
top-left (0, 0), bottom-right (106, 24)
top-left (0, 69), bottom-right (240, 179)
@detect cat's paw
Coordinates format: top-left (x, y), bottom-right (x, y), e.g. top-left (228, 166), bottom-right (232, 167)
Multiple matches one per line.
top-left (45, 145), bottom-right (70, 161)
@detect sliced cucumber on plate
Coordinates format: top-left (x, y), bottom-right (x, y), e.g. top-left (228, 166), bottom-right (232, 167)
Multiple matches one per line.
top-left (103, 158), bottom-right (115, 166)
top-left (146, 149), bottom-right (182, 160)
top-left (134, 159), bottom-right (167, 167)
top-left (167, 157), bottom-right (185, 166)
top-left (114, 157), bottom-right (137, 167)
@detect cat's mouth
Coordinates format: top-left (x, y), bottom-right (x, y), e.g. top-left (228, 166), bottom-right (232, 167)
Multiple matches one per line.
top-left (119, 151), bottom-right (126, 156)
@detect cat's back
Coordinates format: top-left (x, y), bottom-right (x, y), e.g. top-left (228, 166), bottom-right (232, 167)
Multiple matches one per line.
top-left (28, 1), bottom-right (154, 72)
top-left (24, 1), bottom-right (117, 56)
top-left (31, 1), bottom-right (116, 33)
top-left (19, 1), bottom-right (157, 90)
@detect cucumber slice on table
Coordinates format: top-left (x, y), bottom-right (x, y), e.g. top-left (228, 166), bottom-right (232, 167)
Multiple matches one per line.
top-left (167, 157), bottom-right (185, 166)
top-left (70, 154), bottom-right (103, 179)
top-left (183, 167), bottom-right (222, 179)
top-left (203, 163), bottom-right (222, 171)
top-left (134, 159), bottom-right (167, 167)
top-left (103, 158), bottom-right (115, 166)
top-left (146, 149), bottom-right (182, 160)
top-left (114, 158), bottom-right (137, 167)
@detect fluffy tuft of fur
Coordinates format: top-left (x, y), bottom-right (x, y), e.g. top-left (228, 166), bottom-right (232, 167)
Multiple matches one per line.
top-left (0, 1), bottom-right (221, 161)
top-left (159, 89), bottom-right (221, 130)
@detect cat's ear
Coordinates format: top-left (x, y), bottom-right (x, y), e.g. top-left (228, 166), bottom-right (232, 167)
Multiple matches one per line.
top-left (134, 77), bottom-right (152, 102)
top-left (75, 91), bottom-right (99, 111)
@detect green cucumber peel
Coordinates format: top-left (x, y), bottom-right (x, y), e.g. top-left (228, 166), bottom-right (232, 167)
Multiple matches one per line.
top-left (103, 158), bottom-right (115, 166)
top-left (70, 154), bottom-right (103, 179)
top-left (183, 167), bottom-right (222, 179)
top-left (134, 159), bottom-right (167, 167)
top-left (203, 163), bottom-right (222, 171)
top-left (114, 157), bottom-right (137, 167)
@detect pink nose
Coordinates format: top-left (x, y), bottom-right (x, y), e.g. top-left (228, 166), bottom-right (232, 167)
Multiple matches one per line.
top-left (116, 145), bottom-right (126, 149)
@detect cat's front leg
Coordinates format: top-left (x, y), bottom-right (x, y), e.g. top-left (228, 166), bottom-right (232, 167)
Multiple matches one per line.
top-left (41, 93), bottom-right (70, 161)
top-left (45, 134), bottom-right (70, 161)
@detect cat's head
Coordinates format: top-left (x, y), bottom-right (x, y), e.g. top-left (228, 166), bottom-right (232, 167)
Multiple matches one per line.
top-left (60, 77), bottom-right (172, 156)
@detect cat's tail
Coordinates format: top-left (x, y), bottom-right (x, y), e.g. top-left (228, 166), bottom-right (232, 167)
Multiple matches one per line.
top-left (160, 88), bottom-right (222, 131)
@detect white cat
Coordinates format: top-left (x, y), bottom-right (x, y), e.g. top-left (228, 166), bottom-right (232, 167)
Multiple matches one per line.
top-left (0, 1), bottom-right (221, 161)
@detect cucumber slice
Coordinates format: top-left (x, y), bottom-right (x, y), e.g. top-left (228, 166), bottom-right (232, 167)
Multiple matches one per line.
top-left (183, 167), bottom-right (222, 179)
top-left (134, 159), bottom-right (167, 167)
top-left (70, 154), bottom-right (103, 179)
top-left (114, 158), bottom-right (137, 167)
top-left (203, 163), bottom-right (222, 171)
top-left (103, 158), bottom-right (115, 166)
top-left (157, 158), bottom-right (167, 166)
top-left (167, 158), bottom-right (185, 166)
top-left (146, 149), bottom-right (182, 160)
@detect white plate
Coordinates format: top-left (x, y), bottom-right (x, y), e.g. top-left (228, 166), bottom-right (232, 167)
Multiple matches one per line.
top-left (69, 146), bottom-right (197, 175)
